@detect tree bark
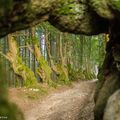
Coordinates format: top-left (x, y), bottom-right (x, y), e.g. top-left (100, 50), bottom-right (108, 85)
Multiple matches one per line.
top-left (6, 34), bottom-right (38, 87)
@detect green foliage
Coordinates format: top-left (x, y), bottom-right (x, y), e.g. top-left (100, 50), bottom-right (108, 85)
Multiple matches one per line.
top-left (55, 64), bottom-right (70, 85)
top-left (67, 63), bottom-right (96, 81)
top-left (0, 102), bottom-right (24, 120)
top-left (82, 69), bottom-right (96, 80)
top-left (36, 56), bottom-right (53, 84)
top-left (67, 64), bottom-right (85, 81)
top-left (14, 56), bottom-right (38, 87)
top-left (0, 63), bottom-right (24, 120)
top-left (27, 36), bottom-right (39, 45)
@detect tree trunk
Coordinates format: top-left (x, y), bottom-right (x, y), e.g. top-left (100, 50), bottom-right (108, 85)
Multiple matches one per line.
top-left (34, 43), bottom-right (53, 84)
top-left (6, 34), bottom-right (38, 87)
top-left (45, 31), bottom-right (69, 84)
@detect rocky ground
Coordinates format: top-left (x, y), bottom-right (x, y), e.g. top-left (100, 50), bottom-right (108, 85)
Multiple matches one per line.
top-left (9, 81), bottom-right (96, 120)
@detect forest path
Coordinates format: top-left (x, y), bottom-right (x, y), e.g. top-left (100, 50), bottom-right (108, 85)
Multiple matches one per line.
top-left (24, 81), bottom-right (96, 120)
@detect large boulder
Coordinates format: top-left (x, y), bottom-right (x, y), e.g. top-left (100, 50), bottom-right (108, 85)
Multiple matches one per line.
top-left (103, 90), bottom-right (120, 120)
top-left (94, 70), bottom-right (120, 120)
top-left (0, 0), bottom-right (120, 37)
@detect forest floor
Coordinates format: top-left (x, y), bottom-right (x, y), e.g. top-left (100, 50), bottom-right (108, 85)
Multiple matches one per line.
top-left (8, 80), bottom-right (97, 120)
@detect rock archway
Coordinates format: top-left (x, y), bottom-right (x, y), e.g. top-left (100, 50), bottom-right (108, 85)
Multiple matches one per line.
top-left (0, 0), bottom-right (120, 120)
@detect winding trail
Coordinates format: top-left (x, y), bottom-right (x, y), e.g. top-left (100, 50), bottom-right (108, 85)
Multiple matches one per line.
top-left (24, 81), bottom-right (96, 120)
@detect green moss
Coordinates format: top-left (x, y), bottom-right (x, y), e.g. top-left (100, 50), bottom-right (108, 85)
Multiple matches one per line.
top-left (37, 56), bottom-right (52, 84)
top-left (110, 0), bottom-right (120, 12)
top-left (59, 2), bottom-right (79, 15)
top-left (6, 37), bottom-right (38, 87)
top-left (82, 70), bottom-right (96, 80)
top-left (14, 57), bottom-right (38, 87)
top-left (55, 64), bottom-right (70, 84)
top-left (67, 64), bottom-right (96, 81)
top-left (90, 0), bottom-right (114, 19)
top-left (67, 65), bottom-right (84, 81)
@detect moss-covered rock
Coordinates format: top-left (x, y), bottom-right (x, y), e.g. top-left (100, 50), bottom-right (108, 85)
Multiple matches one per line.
top-left (49, 0), bottom-right (108, 35)
top-left (90, 0), bottom-right (114, 19)
top-left (94, 71), bottom-right (120, 120)
top-left (1, 0), bottom-right (120, 37)
top-left (0, 0), bottom-right (109, 37)
top-left (109, 0), bottom-right (120, 12)
top-left (103, 90), bottom-right (120, 120)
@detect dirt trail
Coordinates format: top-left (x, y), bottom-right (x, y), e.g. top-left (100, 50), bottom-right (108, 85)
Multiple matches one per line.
top-left (24, 81), bottom-right (96, 120)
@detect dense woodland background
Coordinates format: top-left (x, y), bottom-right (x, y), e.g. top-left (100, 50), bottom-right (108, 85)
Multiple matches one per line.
top-left (0, 22), bottom-right (106, 87)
